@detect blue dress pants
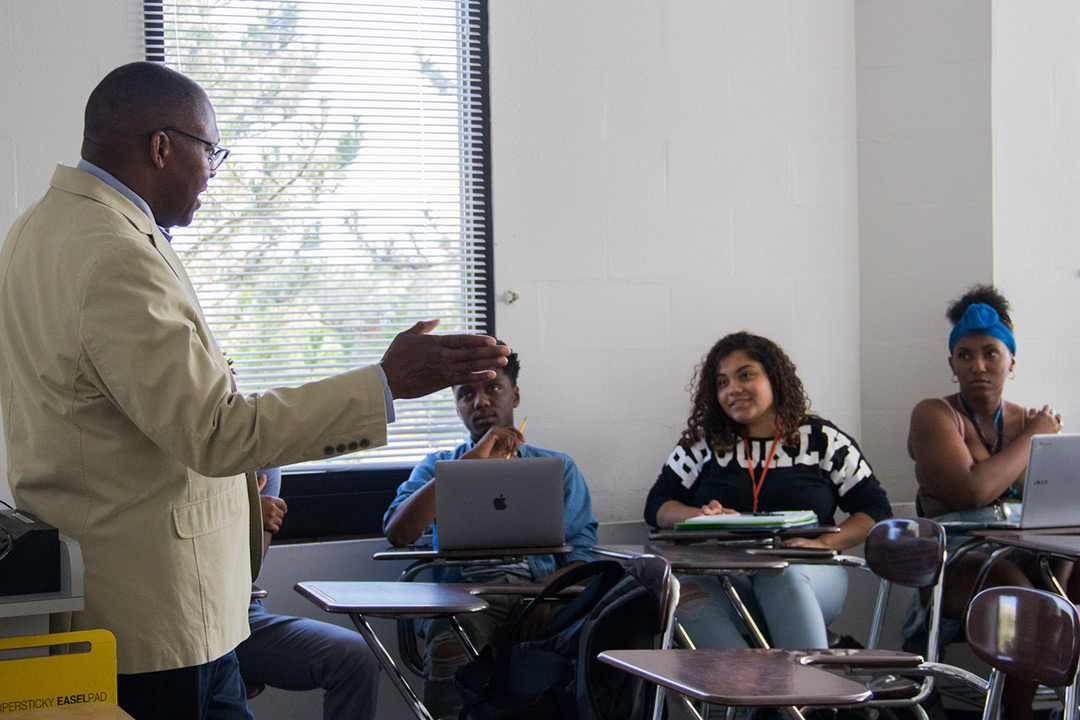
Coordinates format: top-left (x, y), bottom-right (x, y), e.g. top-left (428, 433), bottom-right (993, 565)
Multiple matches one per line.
top-left (234, 599), bottom-right (380, 720)
top-left (117, 650), bottom-right (253, 720)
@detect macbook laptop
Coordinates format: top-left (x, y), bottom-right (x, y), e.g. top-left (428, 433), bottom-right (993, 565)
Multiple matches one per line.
top-left (985, 433), bottom-right (1080, 530)
top-left (434, 457), bottom-right (565, 550)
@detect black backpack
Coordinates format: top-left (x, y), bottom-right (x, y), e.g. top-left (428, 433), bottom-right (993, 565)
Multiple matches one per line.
top-left (454, 558), bottom-right (668, 720)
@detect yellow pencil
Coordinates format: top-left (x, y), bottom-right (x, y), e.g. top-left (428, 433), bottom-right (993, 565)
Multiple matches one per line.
top-left (506, 416), bottom-right (528, 458)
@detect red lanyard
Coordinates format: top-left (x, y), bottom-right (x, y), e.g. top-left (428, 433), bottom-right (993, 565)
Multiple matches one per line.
top-left (742, 429), bottom-right (782, 513)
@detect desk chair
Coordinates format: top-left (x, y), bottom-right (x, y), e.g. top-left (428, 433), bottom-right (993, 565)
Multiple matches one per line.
top-left (394, 556), bottom-right (678, 720)
top-left (295, 581), bottom-right (488, 720)
top-left (378, 545), bottom-right (573, 679)
top-left (396, 579), bottom-right (586, 679)
top-left (692, 519), bottom-right (985, 719)
top-left (966, 586), bottom-right (1080, 720)
top-left (599, 648), bottom-right (873, 720)
top-left (794, 518), bottom-right (987, 718)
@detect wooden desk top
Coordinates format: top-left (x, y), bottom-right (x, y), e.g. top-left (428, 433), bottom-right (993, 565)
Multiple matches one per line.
top-left (743, 546), bottom-right (839, 559)
top-left (372, 544), bottom-right (571, 562)
top-left (972, 531), bottom-right (1080, 559)
top-left (797, 647), bottom-right (925, 669)
top-left (599, 649), bottom-right (873, 706)
top-left (5, 703), bottom-right (134, 720)
top-left (454, 582), bottom-right (586, 597)
top-left (946, 524), bottom-right (1080, 536)
top-left (294, 581), bottom-right (489, 619)
top-left (649, 526), bottom-right (841, 544)
top-left (592, 544), bottom-right (789, 573)
top-left (1000, 526), bottom-right (1080, 536)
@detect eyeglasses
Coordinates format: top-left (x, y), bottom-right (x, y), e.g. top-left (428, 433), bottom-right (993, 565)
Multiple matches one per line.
top-left (160, 127), bottom-right (230, 171)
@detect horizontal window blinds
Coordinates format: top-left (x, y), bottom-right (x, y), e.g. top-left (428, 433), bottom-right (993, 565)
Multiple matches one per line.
top-left (145, 0), bottom-right (492, 466)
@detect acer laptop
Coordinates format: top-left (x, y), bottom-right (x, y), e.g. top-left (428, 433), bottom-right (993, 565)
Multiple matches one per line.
top-left (986, 433), bottom-right (1080, 530)
top-left (434, 457), bottom-right (565, 550)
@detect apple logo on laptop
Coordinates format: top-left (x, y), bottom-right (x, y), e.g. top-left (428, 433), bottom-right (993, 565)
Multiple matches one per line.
top-left (493, 495), bottom-right (507, 511)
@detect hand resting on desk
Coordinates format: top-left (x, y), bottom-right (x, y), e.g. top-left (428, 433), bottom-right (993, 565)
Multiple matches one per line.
top-left (781, 513), bottom-right (875, 552)
top-left (655, 498), bottom-right (738, 528)
top-left (698, 500), bottom-right (739, 516)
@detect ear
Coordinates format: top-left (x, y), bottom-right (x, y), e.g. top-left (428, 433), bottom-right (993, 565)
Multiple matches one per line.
top-left (947, 355), bottom-right (956, 374)
top-left (148, 130), bottom-right (170, 170)
top-left (512, 386), bottom-right (521, 409)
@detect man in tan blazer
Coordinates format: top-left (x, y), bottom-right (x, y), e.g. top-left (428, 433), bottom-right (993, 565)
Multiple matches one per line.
top-left (0, 61), bottom-right (507, 720)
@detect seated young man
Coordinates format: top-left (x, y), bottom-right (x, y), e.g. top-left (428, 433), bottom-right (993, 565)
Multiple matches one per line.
top-left (236, 468), bottom-right (380, 720)
top-left (382, 343), bottom-right (598, 717)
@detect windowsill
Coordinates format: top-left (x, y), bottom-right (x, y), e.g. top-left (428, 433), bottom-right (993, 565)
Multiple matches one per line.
top-left (273, 466), bottom-right (414, 543)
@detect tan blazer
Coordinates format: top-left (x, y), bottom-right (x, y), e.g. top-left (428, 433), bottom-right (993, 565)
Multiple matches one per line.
top-left (0, 166), bottom-right (388, 673)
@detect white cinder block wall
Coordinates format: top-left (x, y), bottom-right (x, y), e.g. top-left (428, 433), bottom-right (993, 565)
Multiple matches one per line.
top-left (492, 0), bottom-right (863, 521)
top-left (856, 0), bottom-right (1080, 507)
top-left (0, 0), bottom-right (143, 507)
top-left (991, 2), bottom-right (1080, 426)
top-left (855, 0), bottom-right (993, 507)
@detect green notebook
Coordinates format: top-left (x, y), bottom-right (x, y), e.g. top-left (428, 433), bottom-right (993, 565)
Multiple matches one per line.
top-left (674, 510), bottom-right (818, 531)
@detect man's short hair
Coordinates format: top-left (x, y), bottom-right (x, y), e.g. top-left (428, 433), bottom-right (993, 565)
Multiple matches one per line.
top-left (494, 340), bottom-right (520, 386)
top-left (83, 61), bottom-right (207, 157)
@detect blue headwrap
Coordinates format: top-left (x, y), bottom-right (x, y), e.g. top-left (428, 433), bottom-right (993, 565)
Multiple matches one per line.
top-left (948, 303), bottom-right (1016, 356)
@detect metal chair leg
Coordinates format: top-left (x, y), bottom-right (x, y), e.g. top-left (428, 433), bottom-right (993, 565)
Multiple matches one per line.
top-left (349, 612), bottom-right (435, 720)
top-left (721, 576), bottom-right (770, 649)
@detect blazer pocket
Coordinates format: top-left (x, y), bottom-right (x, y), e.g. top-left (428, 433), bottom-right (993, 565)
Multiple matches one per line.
top-left (173, 482), bottom-right (246, 539)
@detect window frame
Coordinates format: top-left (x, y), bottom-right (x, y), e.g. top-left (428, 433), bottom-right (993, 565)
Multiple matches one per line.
top-left (143, 0), bottom-right (494, 536)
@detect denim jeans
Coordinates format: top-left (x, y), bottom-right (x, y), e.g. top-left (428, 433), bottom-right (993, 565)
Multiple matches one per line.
top-left (677, 564), bottom-right (849, 648)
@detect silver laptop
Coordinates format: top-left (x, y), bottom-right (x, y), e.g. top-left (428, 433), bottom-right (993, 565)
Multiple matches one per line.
top-left (989, 433), bottom-right (1080, 530)
top-left (434, 457), bottom-right (565, 550)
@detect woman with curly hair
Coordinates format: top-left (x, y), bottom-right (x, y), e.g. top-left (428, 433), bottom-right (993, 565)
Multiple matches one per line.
top-left (643, 331), bottom-right (892, 649)
top-left (906, 285), bottom-right (1063, 719)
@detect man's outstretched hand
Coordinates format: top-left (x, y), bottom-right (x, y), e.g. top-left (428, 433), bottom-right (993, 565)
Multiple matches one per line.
top-left (381, 320), bottom-right (509, 399)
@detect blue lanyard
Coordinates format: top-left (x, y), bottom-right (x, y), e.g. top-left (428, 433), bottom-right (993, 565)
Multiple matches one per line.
top-left (957, 394), bottom-right (1004, 456)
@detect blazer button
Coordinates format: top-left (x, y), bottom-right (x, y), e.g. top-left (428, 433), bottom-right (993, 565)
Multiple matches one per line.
top-left (335, 443), bottom-right (346, 453)
top-left (348, 441), bottom-right (359, 451)
top-left (359, 438), bottom-right (370, 448)
top-left (324, 446), bottom-right (334, 455)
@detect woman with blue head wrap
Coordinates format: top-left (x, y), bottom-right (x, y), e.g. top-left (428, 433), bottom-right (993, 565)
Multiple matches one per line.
top-left (905, 284), bottom-right (1064, 720)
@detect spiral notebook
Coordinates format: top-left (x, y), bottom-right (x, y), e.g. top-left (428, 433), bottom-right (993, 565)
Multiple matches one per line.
top-left (674, 509), bottom-right (818, 532)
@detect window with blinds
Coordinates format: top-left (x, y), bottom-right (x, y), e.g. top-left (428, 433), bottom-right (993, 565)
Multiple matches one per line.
top-left (144, 0), bottom-right (492, 468)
